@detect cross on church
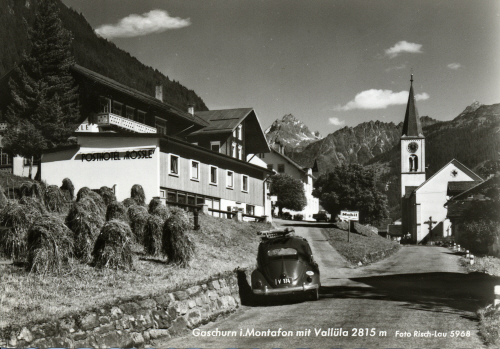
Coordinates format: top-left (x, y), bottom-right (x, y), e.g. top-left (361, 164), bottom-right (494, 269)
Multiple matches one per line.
top-left (424, 216), bottom-right (437, 239)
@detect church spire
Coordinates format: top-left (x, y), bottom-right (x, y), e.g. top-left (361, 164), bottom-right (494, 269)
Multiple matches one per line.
top-left (401, 74), bottom-right (423, 138)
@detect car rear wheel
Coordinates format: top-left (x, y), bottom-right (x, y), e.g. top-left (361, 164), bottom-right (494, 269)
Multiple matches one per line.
top-left (308, 288), bottom-right (319, 301)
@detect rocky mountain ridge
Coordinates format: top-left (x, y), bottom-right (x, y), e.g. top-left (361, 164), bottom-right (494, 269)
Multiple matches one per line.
top-left (265, 114), bottom-right (322, 152)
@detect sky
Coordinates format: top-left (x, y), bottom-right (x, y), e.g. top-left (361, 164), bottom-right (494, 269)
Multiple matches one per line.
top-left (60, 0), bottom-right (500, 134)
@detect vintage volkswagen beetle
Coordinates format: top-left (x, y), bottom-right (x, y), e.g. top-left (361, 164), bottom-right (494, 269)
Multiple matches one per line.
top-left (251, 228), bottom-right (320, 300)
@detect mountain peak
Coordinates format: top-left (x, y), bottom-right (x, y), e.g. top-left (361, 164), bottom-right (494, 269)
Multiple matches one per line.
top-left (265, 114), bottom-right (322, 152)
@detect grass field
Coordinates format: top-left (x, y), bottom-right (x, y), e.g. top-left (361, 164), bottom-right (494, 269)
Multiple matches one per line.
top-left (321, 224), bottom-right (400, 265)
top-left (0, 214), bottom-right (269, 329)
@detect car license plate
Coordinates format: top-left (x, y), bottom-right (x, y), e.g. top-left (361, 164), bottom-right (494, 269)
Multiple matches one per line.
top-left (275, 278), bottom-right (292, 285)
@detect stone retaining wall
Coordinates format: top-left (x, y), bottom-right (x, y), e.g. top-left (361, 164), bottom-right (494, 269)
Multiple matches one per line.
top-left (0, 271), bottom-right (241, 348)
top-left (361, 246), bottom-right (400, 264)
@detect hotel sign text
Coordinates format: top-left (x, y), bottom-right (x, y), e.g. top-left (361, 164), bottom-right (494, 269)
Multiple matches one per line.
top-left (80, 149), bottom-right (155, 162)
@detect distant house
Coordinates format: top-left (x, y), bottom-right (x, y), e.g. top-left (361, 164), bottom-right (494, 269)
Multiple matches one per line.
top-left (257, 145), bottom-right (319, 220)
top-left (0, 65), bottom-right (273, 220)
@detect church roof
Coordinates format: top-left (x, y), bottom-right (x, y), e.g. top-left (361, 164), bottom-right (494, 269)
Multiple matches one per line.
top-left (401, 76), bottom-right (424, 138)
top-left (415, 159), bottom-right (483, 193)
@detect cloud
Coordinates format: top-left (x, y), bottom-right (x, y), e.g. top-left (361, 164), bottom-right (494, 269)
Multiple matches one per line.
top-left (335, 89), bottom-right (430, 111)
top-left (385, 63), bottom-right (407, 72)
top-left (385, 41), bottom-right (423, 58)
top-left (95, 10), bottom-right (191, 39)
top-left (447, 62), bottom-right (461, 70)
top-left (328, 117), bottom-right (345, 126)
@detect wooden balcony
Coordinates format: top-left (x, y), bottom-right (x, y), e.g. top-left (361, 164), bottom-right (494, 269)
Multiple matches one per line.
top-left (96, 113), bottom-right (157, 133)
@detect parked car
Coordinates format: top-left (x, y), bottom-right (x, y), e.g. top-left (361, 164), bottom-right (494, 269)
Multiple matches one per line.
top-left (281, 212), bottom-right (292, 220)
top-left (251, 228), bottom-right (320, 300)
top-left (312, 210), bottom-right (330, 222)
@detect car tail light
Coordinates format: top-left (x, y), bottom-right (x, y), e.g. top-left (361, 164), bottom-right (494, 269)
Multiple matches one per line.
top-left (255, 280), bottom-right (263, 288)
top-left (306, 276), bottom-right (313, 283)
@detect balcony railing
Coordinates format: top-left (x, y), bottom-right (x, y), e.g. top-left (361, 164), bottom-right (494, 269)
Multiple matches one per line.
top-left (96, 113), bottom-right (157, 133)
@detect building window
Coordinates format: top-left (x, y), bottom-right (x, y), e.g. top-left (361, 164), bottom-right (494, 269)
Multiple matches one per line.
top-left (210, 141), bottom-right (220, 153)
top-left (409, 154), bottom-right (418, 172)
top-left (242, 175), bottom-right (248, 192)
top-left (226, 171), bottom-right (234, 188)
top-left (210, 166), bottom-right (218, 185)
top-left (156, 117), bottom-right (167, 135)
top-left (0, 149), bottom-right (11, 166)
top-left (237, 124), bottom-right (242, 140)
top-left (233, 128), bottom-right (237, 139)
top-left (137, 110), bottom-right (146, 124)
top-left (246, 204), bottom-right (255, 216)
top-left (267, 164), bottom-right (273, 171)
top-left (191, 160), bottom-right (199, 180)
top-left (238, 145), bottom-right (243, 160)
top-left (170, 155), bottom-right (179, 175)
top-left (278, 164), bottom-right (285, 173)
top-left (112, 101), bottom-right (123, 116)
top-left (126, 106), bottom-right (135, 119)
top-left (231, 143), bottom-right (236, 158)
top-left (99, 97), bottom-right (111, 113)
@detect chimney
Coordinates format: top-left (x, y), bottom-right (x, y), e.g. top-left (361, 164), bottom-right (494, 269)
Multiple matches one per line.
top-left (155, 85), bottom-right (163, 102)
top-left (188, 104), bottom-right (194, 116)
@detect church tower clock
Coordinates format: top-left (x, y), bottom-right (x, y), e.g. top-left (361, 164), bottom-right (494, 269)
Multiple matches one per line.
top-left (400, 75), bottom-right (426, 197)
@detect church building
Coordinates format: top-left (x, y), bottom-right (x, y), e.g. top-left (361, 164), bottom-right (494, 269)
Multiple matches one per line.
top-left (400, 76), bottom-right (483, 243)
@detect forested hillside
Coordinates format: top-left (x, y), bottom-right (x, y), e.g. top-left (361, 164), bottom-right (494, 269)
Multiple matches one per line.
top-left (0, 0), bottom-right (208, 112)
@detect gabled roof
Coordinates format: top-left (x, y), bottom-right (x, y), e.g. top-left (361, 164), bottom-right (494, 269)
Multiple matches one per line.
top-left (271, 149), bottom-right (315, 179)
top-left (448, 174), bottom-right (499, 202)
top-left (415, 159), bottom-right (483, 193)
top-left (191, 108), bottom-right (253, 134)
top-left (401, 76), bottom-right (424, 138)
top-left (70, 65), bottom-right (210, 128)
top-left (447, 181), bottom-right (478, 196)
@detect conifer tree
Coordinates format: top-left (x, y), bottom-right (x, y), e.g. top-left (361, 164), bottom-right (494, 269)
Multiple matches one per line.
top-left (4, 0), bottom-right (79, 178)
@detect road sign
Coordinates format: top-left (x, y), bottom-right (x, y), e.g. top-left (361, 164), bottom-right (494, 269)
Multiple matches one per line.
top-left (340, 210), bottom-right (359, 221)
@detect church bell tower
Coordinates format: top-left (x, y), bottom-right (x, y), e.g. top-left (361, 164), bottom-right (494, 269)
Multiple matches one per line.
top-left (400, 75), bottom-right (426, 197)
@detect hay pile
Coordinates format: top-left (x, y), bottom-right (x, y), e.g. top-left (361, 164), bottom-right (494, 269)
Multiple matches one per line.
top-left (121, 198), bottom-right (135, 208)
top-left (0, 185), bottom-right (8, 208)
top-left (76, 187), bottom-right (106, 217)
top-left (99, 186), bottom-right (116, 206)
top-left (19, 182), bottom-right (45, 201)
top-left (143, 214), bottom-right (164, 256)
top-left (151, 205), bottom-right (170, 220)
top-left (131, 184), bottom-right (145, 206)
top-left (19, 182), bottom-right (32, 198)
top-left (43, 185), bottom-right (69, 213)
top-left (106, 201), bottom-right (127, 221)
top-left (20, 196), bottom-right (47, 215)
top-left (26, 214), bottom-right (74, 274)
top-left (0, 201), bottom-right (42, 261)
top-left (148, 197), bottom-right (162, 213)
top-left (60, 178), bottom-right (75, 201)
top-left (162, 207), bottom-right (195, 266)
top-left (92, 219), bottom-right (134, 270)
top-left (127, 204), bottom-right (149, 244)
top-left (66, 202), bottom-right (105, 263)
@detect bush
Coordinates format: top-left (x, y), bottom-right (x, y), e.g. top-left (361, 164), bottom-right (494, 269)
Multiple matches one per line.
top-left (0, 185), bottom-right (8, 208)
top-left (92, 219), bottom-right (134, 270)
top-left (127, 204), bottom-right (149, 244)
top-left (162, 207), bottom-right (195, 266)
top-left (131, 184), bottom-right (145, 206)
top-left (478, 304), bottom-right (500, 346)
top-left (293, 214), bottom-right (304, 221)
top-left (282, 212), bottom-right (292, 220)
top-left (99, 186), bottom-right (116, 206)
top-left (144, 214), bottom-right (164, 257)
top-left (60, 178), bottom-right (75, 200)
top-left (66, 202), bottom-right (104, 263)
top-left (43, 185), bottom-right (69, 213)
top-left (26, 214), bottom-right (74, 274)
top-left (456, 220), bottom-right (499, 256)
top-left (0, 201), bottom-right (42, 261)
top-left (106, 201), bottom-right (127, 221)
top-left (148, 197), bottom-right (162, 214)
top-left (76, 187), bottom-right (106, 217)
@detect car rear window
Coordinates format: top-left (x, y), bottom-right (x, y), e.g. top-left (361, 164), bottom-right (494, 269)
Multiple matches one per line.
top-left (267, 247), bottom-right (298, 258)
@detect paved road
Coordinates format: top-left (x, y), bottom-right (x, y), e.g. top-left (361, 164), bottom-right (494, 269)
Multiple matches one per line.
top-left (157, 220), bottom-right (499, 348)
